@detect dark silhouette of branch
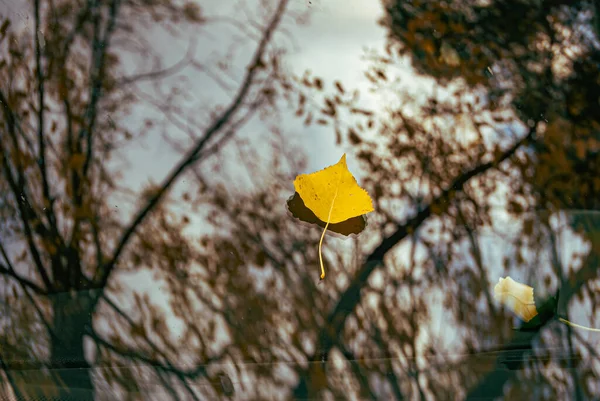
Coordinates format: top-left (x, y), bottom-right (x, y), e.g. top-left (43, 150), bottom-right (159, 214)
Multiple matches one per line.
top-left (337, 341), bottom-right (378, 400)
top-left (549, 227), bottom-right (584, 401)
top-left (458, 205), bottom-right (499, 323)
top-left (34, 0), bottom-right (58, 238)
top-left (94, 293), bottom-right (211, 399)
top-left (0, 356), bottom-right (26, 401)
top-left (87, 328), bottom-right (220, 381)
top-left (0, 241), bottom-right (56, 399)
top-left (81, 0), bottom-right (120, 177)
top-left (0, 263), bottom-right (46, 296)
top-left (60, 1), bottom-right (92, 59)
top-left (0, 144), bottom-right (53, 291)
top-left (63, 0), bottom-right (121, 292)
top-left (373, 325), bottom-right (405, 401)
top-left (0, 245), bottom-right (47, 296)
top-left (293, 125), bottom-right (537, 397)
top-left (192, 87), bottom-right (269, 162)
top-left (90, 0), bottom-right (290, 310)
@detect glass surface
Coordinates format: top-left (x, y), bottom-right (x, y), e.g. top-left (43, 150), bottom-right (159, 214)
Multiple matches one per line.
top-left (0, 0), bottom-right (599, 400)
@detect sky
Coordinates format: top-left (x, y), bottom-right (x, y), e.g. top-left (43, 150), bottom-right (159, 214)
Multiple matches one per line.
top-left (119, 0), bottom-right (392, 184)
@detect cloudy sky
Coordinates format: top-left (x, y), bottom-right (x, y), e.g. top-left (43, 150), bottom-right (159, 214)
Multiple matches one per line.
top-left (127, 0), bottom-right (393, 183)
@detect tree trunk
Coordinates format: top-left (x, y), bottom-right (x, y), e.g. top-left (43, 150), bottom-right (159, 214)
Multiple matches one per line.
top-left (50, 291), bottom-right (95, 401)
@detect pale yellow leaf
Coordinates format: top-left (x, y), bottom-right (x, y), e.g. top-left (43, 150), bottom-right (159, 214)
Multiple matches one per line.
top-left (493, 276), bottom-right (538, 322)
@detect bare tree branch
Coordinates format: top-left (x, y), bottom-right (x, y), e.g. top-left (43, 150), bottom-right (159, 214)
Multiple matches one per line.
top-left (337, 341), bottom-right (379, 400)
top-left (89, 0), bottom-right (290, 310)
top-left (373, 325), bottom-right (405, 401)
top-left (0, 355), bottom-right (26, 401)
top-left (116, 37), bottom-right (197, 87)
top-left (458, 205), bottom-right (498, 323)
top-left (87, 328), bottom-right (219, 381)
top-left (0, 146), bottom-right (53, 292)
top-left (34, 0), bottom-right (58, 237)
top-left (81, 0), bottom-right (120, 177)
top-left (0, 241), bottom-right (47, 295)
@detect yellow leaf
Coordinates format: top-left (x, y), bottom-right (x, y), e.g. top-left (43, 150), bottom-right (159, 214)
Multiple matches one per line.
top-left (293, 154), bottom-right (374, 279)
top-left (493, 276), bottom-right (538, 322)
top-left (286, 192), bottom-right (367, 237)
top-left (294, 154), bottom-right (373, 224)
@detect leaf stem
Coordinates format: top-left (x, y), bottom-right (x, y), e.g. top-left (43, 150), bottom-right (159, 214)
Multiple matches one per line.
top-left (559, 317), bottom-right (600, 332)
top-left (319, 187), bottom-right (339, 280)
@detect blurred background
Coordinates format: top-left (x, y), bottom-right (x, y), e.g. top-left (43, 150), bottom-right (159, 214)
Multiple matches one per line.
top-left (1, 0), bottom-right (600, 399)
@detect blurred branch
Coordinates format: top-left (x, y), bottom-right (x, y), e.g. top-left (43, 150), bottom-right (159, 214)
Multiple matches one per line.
top-left (154, 369), bottom-right (181, 401)
top-left (294, 124), bottom-right (537, 397)
top-left (34, 0), bottom-right (59, 238)
top-left (0, 356), bottom-right (26, 400)
top-left (373, 326), bottom-right (405, 401)
top-left (571, 329), bottom-right (600, 363)
top-left (565, 317), bottom-right (584, 401)
top-left (190, 60), bottom-right (236, 93)
top-left (192, 89), bottom-right (266, 162)
top-left (326, 336), bottom-right (379, 400)
top-left (60, 0), bottom-right (93, 59)
top-left (0, 241), bottom-right (47, 295)
top-left (90, 0), bottom-right (290, 310)
top-left (457, 205), bottom-right (498, 323)
top-left (548, 228), bottom-right (584, 401)
top-left (100, 293), bottom-right (180, 359)
top-left (67, 1), bottom-right (121, 284)
top-left (97, 293), bottom-right (204, 400)
top-left (87, 327), bottom-right (221, 382)
top-left (0, 263), bottom-right (46, 295)
top-left (117, 37), bottom-right (197, 87)
top-left (89, 329), bottom-right (204, 401)
top-left (0, 136), bottom-right (53, 291)
top-left (81, 0), bottom-right (120, 177)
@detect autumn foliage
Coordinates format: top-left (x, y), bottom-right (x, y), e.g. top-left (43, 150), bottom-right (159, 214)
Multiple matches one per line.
top-left (1, 0), bottom-right (600, 400)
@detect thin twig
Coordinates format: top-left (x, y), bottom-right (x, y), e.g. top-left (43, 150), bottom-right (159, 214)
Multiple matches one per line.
top-left (117, 37), bottom-right (197, 86)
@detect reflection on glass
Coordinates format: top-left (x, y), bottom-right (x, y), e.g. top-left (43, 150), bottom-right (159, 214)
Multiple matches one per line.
top-left (0, 0), bottom-right (599, 400)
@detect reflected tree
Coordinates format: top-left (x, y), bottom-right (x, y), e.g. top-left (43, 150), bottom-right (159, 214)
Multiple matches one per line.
top-left (2, 0), bottom-right (600, 400)
top-left (289, 0), bottom-right (600, 399)
top-left (0, 0), bottom-right (299, 399)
